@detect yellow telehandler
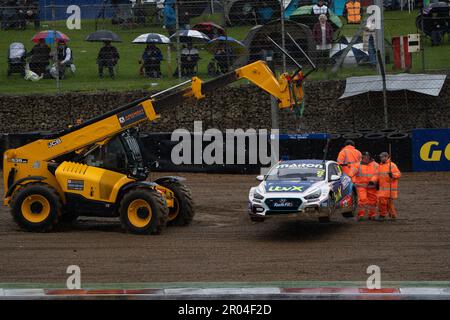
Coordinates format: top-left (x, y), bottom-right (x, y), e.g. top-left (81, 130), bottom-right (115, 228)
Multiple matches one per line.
top-left (3, 60), bottom-right (305, 234)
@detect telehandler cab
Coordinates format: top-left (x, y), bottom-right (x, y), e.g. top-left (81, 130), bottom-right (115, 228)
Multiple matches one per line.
top-left (3, 60), bottom-right (307, 234)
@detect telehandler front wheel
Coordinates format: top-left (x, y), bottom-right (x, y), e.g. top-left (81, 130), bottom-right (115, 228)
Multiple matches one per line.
top-left (10, 183), bottom-right (62, 232)
top-left (119, 188), bottom-right (168, 235)
top-left (157, 180), bottom-right (195, 226)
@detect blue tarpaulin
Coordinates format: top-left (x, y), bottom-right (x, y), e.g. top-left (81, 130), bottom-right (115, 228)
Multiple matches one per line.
top-left (38, 0), bottom-right (119, 21)
top-left (331, 0), bottom-right (346, 16)
top-left (284, 0), bottom-right (300, 18)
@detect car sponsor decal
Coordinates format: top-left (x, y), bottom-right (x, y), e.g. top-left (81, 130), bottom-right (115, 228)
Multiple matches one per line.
top-left (268, 185), bottom-right (304, 192)
top-left (8, 158), bottom-right (28, 164)
top-left (339, 194), bottom-right (353, 208)
top-left (117, 104), bottom-right (147, 128)
top-left (341, 175), bottom-right (351, 190)
top-left (276, 163), bottom-right (324, 169)
top-left (335, 186), bottom-right (343, 202)
top-left (67, 179), bottom-right (84, 191)
top-left (265, 180), bottom-right (315, 192)
top-left (272, 199), bottom-right (295, 208)
top-left (48, 138), bottom-right (62, 148)
top-left (317, 169), bottom-right (325, 178)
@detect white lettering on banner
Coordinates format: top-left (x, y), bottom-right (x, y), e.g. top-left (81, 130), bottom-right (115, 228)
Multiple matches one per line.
top-left (171, 121), bottom-right (279, 175)
top-left (366, 5), bottom-right (381, 30)
top-left (366, 265), bottom-right (381, 289)
top-left (66, 5), bottom-right (81, 30)
top-left (66, 265), bottom-right (81, 289)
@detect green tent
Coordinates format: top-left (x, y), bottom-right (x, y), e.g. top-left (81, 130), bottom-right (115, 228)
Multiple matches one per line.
top-left (290, 5), bottom-right (343, 30)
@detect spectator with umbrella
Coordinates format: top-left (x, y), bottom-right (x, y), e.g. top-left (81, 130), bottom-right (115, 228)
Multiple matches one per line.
top-left (169, 30), bottom-right (209, 78)
top-left (27, 39), bottom-right (50, 77)
top-left (206, 36), bottom-right (246, 75)
top-left (28, 30), bottom-right (70, 78)
top-left (133, 33), bottom-right (170, 79)
top-left (97, 41), bottom-right (120, 79)
top-left (181, 41), bottom-right (199, 77)
top-left (141, 43), bottom-right (162, 78)
top-left (52, 39), bottom-right (75, 79)
top-left (86, 30), bottom-right (122, 79)
top-left (213, 43), bottom-right (233, 74)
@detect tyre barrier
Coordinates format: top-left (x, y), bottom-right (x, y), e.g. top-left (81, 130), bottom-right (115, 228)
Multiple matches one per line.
top-left (387, 132), bottom-right (410, 140)
top-left (342, 132), bottom-right (364, 140)
top-left (0, 131), bottom-right (414, 172)
top-left (355, 128), bottom-right (375, 134)
top-left (364, 132), bottom-right (386, 140)
top-left (380, 128), bottom-right (398, 134)
top-left (330, 133), bottom-right (341, 140)
top-left (337, 129), bottom-right (354, 135)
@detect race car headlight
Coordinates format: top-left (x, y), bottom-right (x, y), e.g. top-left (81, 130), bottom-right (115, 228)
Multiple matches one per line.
top-left (253, 191), bottom-right (264, 200)
top-left (305, 189), bottom-right (321, 200)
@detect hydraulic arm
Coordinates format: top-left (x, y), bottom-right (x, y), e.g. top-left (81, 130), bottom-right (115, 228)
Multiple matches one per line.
top-left (3, 60), bottom-right (303, 165)
top-left (2, 60), bottom-right (305, 231)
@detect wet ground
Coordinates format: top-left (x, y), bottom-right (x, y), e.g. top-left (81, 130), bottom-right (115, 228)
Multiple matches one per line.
top-left (0, 172), bottom-right (449, 285)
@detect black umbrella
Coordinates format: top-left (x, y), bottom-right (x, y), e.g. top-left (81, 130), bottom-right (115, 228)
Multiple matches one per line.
top-left (85, 30), bottom-right (122, 42)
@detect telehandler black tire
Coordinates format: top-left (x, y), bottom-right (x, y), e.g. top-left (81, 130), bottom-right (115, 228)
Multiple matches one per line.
top-left (60, 211), bottom-right (79, 224)
top-left (10, 183), bottom-right (62, 232)
top-left (119, 188), bottom-right (168, 235)
top-left (156, 180), bottom-right (195, 227)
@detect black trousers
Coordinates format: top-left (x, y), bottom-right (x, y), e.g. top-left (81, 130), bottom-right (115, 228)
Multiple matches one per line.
top-left (144, 62), bottom-right (161, 78)
top-left (98, 61), bottom-right (115, 77)
top-left (29, 62), bottom-right (48, 76)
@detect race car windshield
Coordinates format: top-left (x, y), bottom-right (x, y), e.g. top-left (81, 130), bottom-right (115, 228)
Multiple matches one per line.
top-left (266, 167), bottom-right (325, 181)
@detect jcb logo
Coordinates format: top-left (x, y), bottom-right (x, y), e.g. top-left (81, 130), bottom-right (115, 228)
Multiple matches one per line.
top-left (48, 139), bottom-right (62, 148)
top-left (419, 141), bottom-right (450, 162)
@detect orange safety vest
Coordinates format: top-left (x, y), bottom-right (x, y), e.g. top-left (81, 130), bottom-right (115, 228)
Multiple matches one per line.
top-left (351, 161), bottom-right (379, 189)
top-left (371, 160), bottom-right (401, 198)
top-left (346, 1), bottom-right (361, 24)
top-left (337, 145), bottom-right (362, 176)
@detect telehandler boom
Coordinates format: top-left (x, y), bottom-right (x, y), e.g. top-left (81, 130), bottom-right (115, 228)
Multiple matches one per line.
top-left (3, 60), bottom-right (305, 234)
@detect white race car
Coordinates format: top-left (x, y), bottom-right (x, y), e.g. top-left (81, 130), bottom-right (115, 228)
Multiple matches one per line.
top-left (248, 159), bottom-right (357, 222)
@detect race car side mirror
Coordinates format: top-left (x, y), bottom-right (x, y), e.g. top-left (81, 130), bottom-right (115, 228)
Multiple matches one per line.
top-left (256, 175), bottom-right (264, 181)
top-left (330, 175), bottom-right (340, 182)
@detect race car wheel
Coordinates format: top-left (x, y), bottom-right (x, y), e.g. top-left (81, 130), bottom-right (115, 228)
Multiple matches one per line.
top-left (10, 182), bottom-right (62, 232)
top-left (119, 188), bottom-right (168, 235)
top-left (250, 216), bottom-right (265, 222)
top-left (157, 180), bottom-right (195, 227)
top-left (327, 193), bottom-right (336, 216)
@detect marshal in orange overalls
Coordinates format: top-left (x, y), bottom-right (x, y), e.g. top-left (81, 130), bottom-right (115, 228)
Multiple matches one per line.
top-left (351, 160), bottom-right (379, 218)
top-left (371, 159), bottom-right (401, 218)
top-left (337, 145), bottom-right (362, 176)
